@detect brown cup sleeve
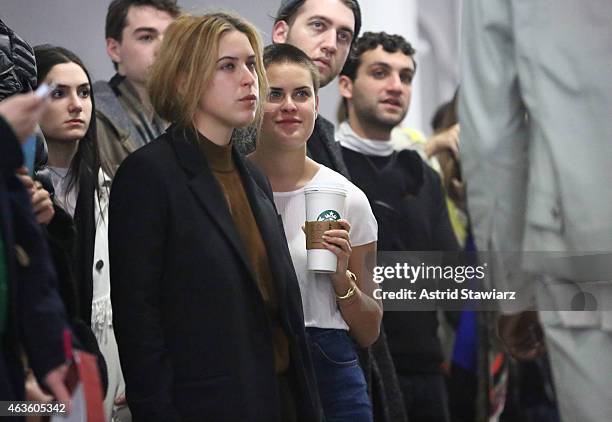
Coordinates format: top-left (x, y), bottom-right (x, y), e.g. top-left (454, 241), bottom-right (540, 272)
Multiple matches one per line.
top-left (305, 221), bottom-right (342, 250)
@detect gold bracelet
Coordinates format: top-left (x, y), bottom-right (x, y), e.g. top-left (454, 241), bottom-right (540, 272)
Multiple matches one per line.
top-left (336, 270), bottom-right (358, 300)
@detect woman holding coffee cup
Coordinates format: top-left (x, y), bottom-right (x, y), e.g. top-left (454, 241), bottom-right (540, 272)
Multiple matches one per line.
top-left (249, 43), bottom-right (382, 422)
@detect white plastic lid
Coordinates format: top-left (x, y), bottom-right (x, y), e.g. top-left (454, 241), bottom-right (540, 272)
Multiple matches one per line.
top-left (304, 184), bottom-right (347, 197)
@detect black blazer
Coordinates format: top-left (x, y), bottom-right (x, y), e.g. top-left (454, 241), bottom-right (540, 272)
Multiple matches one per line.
top-left (109, 125), bottom-right (322, 422)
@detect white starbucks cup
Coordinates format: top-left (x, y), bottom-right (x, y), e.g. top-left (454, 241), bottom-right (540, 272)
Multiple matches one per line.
top-left (304, 184), bottom-right (347, 273)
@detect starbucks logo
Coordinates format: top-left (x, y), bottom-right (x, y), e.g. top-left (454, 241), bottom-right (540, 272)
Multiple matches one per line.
top-left (317, 210), bottom-right (340, 221)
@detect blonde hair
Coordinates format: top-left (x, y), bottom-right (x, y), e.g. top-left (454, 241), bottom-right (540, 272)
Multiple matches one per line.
top-left (148, 12), bottom-right (268, 128)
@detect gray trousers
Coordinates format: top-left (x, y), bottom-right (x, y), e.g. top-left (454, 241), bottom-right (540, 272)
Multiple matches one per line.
top-left (540, 312), bottom-right (612, 421)
top-left (537, 279), bottom-right (612, 421)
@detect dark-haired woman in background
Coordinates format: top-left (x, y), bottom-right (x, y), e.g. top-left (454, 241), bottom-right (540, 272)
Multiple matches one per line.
top-left (33, 45), bottom-right (127, 421)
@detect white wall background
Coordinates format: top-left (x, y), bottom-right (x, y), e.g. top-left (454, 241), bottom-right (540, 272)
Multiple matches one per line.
top-left (2, 0), bottom-right (460, 134)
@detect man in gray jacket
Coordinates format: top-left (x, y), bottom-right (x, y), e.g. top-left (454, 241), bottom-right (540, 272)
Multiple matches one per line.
top-left (94, 0), bottom-right (179, 178)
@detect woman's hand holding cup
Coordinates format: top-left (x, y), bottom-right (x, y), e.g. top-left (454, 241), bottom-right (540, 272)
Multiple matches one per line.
top-left (322, 219), bottom-right (354, 287)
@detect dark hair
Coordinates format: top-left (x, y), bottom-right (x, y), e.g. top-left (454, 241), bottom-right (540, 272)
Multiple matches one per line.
top-left (275, 0), bottom-right (361, 46)
top-left (263, 43), bottom-right (320, 94)
top-left (340, 31), bottom-right (416, 81)
top-left (106, 0), bottom-right (181, 41)
top-left (33, 45), bottom-right (99, 195)
top-left (431, 93), bottom-right (457, 133)
top-left (431, 88), bottom-right (459, 132)
top-left (336, 31), bottom-right (416, 122)
top-left (105, 0), bottom-right (181, 69)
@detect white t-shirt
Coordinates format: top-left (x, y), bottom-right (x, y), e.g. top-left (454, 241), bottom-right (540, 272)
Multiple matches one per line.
top-left (273, 165), bottom-right (378, 330)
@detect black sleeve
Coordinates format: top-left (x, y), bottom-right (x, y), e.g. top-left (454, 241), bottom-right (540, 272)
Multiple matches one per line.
top-left (10, 176), bottom-right (69, 381)
top-left (109, 152), bottom-right (180, 421)
top-left (2, 115), bottom-right (71, 381)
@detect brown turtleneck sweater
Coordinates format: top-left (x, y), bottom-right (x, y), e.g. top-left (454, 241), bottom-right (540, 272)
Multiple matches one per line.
top-left (196, 132), bottom-right (289, 374)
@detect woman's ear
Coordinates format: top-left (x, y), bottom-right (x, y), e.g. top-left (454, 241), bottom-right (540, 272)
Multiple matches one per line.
top-left (272, 21), bottom-right (289, 44)
top-left (315, 94), bottom-right (320, 119)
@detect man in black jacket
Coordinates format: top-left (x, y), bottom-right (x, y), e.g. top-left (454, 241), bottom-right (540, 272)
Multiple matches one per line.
top-left (337, 31), bottom-right (460, 422)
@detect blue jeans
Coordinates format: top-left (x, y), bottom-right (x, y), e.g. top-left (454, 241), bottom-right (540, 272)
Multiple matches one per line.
top-left (306, 327), bottom-right (372, 422)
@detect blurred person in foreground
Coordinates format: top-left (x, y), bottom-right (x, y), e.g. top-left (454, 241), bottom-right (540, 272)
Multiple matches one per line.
top-left (0, 91), bottom-right (72, 412)
top-left (460, 0), bottom-right (612, 420)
